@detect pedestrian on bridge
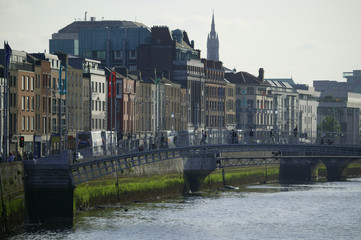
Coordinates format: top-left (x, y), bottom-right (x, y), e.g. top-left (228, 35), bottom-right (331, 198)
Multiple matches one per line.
top-left (200, 130), bottom-right (207, 145)
top-left (149, 136), bottom-right (153, 150)
top-left (294, 126), bottom-right (298, 138)
top-left (270, 128), bottom-right (275, 143)
top-left (248, 127), bottom-right (254, 143)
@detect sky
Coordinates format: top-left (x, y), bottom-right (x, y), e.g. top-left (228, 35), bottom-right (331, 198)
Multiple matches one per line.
top-left (1, 0), bottom-right (360, 86)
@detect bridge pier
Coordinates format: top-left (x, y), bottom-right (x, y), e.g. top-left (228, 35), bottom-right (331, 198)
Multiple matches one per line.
top-left (183, 152), bottom-right (217, 192)
top-left (279, 161), bottom-right (318, 183)
top-left (323, 161), bottom-right (349, 181)
top-left (23, 151), bottom-right (74, 223)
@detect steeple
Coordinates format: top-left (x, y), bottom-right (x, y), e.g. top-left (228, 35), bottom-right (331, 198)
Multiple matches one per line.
top-left (211, 10), bottom-right (216, 36)
top-left (207, 11), bottom-right (219, 61)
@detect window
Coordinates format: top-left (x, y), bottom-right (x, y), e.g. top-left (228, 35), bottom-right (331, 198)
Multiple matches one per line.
top-left (27, 116), bottom-right (30, 131)
top-left (22, 76), bottom-right (25, 90)
top-left (43, 117), bottom-right (46, 134)
top-left (116, 83), bottom-right (122, 97)
top-left (31, 117), bottom-right (34, 131)
top-left (22, 116), bottom-right (25, 130)
top-left (27, 97), bottom-right (30, 111)
top-left (97, 51), bottom-right (106, 60)
top-left (129, 50), bottom-right (137, 60)
top-left (114, 50), bottom-right (122, 60)
top-left (31, 97), bottom-right (34, 111)
top-left (31, 77), bottom-right (34, 91)
top-left (22, 96), bottom-right (25, 110)
top-left (26, 76), bottom-right (29, 91)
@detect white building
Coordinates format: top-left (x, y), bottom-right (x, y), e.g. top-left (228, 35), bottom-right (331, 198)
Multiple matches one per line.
top-left (294, 84), bottom-right (320, 142)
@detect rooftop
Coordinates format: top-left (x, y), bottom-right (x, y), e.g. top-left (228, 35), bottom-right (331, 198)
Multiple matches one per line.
top-left (57, 20), bottom-right (149, 34)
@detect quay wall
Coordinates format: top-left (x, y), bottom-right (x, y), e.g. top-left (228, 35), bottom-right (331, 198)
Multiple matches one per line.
top-left (0, 162), bottom-right (25, 235)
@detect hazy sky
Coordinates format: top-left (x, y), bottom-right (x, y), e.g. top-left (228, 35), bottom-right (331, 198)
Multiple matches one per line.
top-left (1, 0), bottom-right (360, 86)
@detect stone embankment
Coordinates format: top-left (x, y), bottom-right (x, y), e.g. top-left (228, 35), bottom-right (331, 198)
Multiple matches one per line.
top-left (0, 162), bottom-right (25, 235)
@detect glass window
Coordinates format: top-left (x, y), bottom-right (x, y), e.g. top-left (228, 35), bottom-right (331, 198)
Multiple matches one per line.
top-left (27, 76), bottom-right (29, 91)
top-left (97, 51), bottom-right (106, 60)
top-left (22, 76), bottom-right (25, 90)
top-left (31, 77), bottom-right (34, 91)
top-left (22, 96), bottom-right (25, 110)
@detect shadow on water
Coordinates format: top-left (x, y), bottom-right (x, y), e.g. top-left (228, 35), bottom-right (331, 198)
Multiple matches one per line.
top-left (4, 218), bottom-right (73, 240)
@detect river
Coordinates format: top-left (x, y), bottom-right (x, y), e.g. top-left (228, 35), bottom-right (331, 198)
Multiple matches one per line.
top-left (7, 178), bottom-right (361, 240)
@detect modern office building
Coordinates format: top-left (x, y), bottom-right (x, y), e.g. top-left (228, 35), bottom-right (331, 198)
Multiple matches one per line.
top-left (314, 70), bottom-right (361, 96)
top-left (50, 18), bottom-right (151, 71)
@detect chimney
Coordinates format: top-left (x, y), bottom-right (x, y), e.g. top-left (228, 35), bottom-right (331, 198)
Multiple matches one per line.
top-left (258, 68), bottom-right (264, 82)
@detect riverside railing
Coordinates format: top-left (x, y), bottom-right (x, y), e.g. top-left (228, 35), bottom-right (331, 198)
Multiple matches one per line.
top-left (72, 129), bottom-right (360, 163)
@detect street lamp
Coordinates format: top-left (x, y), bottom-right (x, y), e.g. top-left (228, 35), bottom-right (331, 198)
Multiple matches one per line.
top-left (171, 112), bottom-right (174, 131)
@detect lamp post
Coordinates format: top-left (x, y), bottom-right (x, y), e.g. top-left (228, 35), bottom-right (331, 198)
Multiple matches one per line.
top-left (171, 112), bottom-right (174, 131)
top-left (242, 89), bottom-right (246, 131)
top-left (46, 87), bottom-right (56, 155)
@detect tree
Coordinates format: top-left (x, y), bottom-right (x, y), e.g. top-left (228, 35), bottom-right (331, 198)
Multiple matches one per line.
top-left (319, 95), bottom-right (344, 103)
top-left (318, 115), bottom-right (340, 133)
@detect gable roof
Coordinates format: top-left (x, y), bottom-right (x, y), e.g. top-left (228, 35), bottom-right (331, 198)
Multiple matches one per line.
top-left (225, 71), bottom-right (269, 86)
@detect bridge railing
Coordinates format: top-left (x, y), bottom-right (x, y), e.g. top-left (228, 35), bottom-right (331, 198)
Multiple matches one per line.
top-left (72, 129), bottom-right (361, 163)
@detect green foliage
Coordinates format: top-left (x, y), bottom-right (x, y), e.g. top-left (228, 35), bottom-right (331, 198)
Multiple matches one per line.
top-left (319, 95), bottom-right (344, 102)
top-left (318, 115), bottom-right (340, 133)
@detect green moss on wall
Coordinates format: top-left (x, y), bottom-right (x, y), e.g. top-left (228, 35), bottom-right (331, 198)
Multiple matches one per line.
top-left (74, 173), bottom-right (185, 210)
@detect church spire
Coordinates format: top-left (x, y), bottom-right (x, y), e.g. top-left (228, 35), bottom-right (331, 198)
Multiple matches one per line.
top-left (211, 10), bottom-right (215, 34)
top-left (207, 10), bottom-right (219, 61)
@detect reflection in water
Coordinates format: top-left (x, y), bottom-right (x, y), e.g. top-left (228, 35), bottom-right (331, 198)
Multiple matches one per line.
top-left (7, 178), bottom-right (361, 240)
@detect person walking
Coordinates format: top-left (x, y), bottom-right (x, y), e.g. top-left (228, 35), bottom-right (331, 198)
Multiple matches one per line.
top-left (160, 133), bottom-right (165, 148)
top-left (249, 127), bottom-right (254, 143)
top-left (203, 131), bottom-right (207, 144)
top-left (231, 129), bottom-right (236, 144)
top-left (8, 153), bottom-right (15, 162)
top-left (294, 126), bottom-right (298, 137)
top-left (200, 130), bottom-right (205, 144)
top-left (270, 128), bottom-right (275, 143)
top-left (148, 136), bottom-right (153, 150)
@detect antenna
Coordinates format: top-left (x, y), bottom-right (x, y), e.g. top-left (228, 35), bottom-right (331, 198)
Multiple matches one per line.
top-left (85, 12), bottom-right (87, 21)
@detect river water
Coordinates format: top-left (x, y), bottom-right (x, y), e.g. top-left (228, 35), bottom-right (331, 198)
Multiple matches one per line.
top-left (8, 178), bottom-right (361, 240)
